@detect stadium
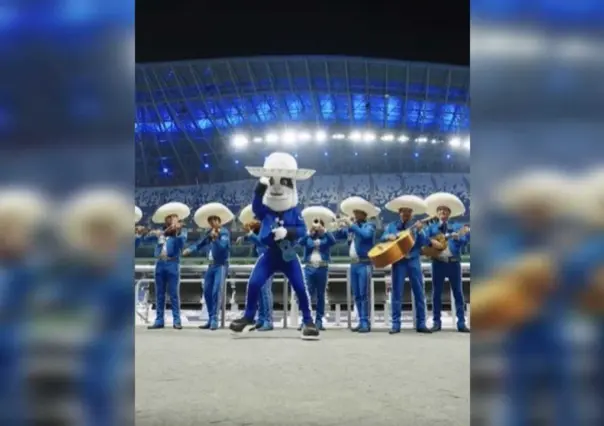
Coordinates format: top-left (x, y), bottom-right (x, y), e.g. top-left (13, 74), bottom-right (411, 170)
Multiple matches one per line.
top-left (135, 55), bottom-right (471, 425)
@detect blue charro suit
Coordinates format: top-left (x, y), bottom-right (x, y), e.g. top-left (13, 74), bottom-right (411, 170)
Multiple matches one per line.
top-left (334, 220), bottom-right (376, 331)
top-left (245, 232), bottom-right (274, 328)
top-left (188, 227), bottom-right (230, 329)
top-left (299, 231), bottom-right (337, 326)
top-left (424, 221), bottom-right (469, 329)
top-left (144, 229), bottom-right (188, 327)
top-left (483, 226), bottom-right (589, 426)
top-left (242, 186), bottom-right (312, 325)
top-left (381, 219), bottom-right (429, 331)
top-left (135, 235), bottom-right (141, 249)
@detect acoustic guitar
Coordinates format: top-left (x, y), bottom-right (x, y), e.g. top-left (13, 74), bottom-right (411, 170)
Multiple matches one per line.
top-left (421, 225), bottom-right (470, 259)
top-left (368, 217), bottom-right (437, 268)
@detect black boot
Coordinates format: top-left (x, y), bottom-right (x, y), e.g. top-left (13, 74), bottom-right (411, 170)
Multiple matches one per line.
top-left (301, 322), bottom-right (320, 340)
top-left (229, 317), bottom-right (256, 333)
top-left (147, 323), bottom-right (164, 330)
top-left (416, 325), bottom-right (432, 334)
top-left (431, 323), bottom-right (442, 332)
top-left (173, 324), bottom-right (182, 330)
top-left (457, 325), bottom-right (471, 333)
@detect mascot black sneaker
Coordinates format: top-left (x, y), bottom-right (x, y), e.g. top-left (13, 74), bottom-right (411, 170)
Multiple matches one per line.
top-left (229, 317), bottom-right (256, 333)
top-left (301, 322), bottom-right (320, 340)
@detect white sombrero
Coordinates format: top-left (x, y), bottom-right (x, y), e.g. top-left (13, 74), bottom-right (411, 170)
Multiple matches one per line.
top-left (238, 204), bottom-right (255, 224)
top-left (246, 152), bottom-right (315, 180)
top-left (60, 188), bottom-right (132, 249)
top-left (0, 187), bottom-right (47, 229)
top-left (193, 203), bottom-right (234, 228)
top-left (135, 206), bottom-right (143, 224)
top-left (425, 192), bottom-right (466, 218)
top-left (301, 206), bottom-right (336, 229)
top-left (385, 195), bottom-right (427, 214)
top-left (152, 202), bottom-right (190, 224)
top-left (495, 170), bottom-right (571, 214)
top-left (340, 196), bottom-right (380, 219)
top-left (574, 167), bottom-right (604, 225)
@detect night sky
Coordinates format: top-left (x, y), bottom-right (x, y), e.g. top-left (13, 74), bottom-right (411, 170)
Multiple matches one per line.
top-left (136, 1), bottom-right (469, 66)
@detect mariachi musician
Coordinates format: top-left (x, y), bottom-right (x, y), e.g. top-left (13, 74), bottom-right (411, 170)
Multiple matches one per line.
top-left (146, 202), bottom-right (190, 330)
top-left (423, 192), bottom-right (470, 333)
top-left (236, 204), bottom-right (274, 331)
top-left (135, 205), bottom-right (144, 249)
top-left (334, 196), bottom-right (380, 333)
top-left (298, 206), bottom-right (337, 331)
top-left (183, 203), bottom-right (233, 330)
top-left (381, 195), bottom-right (431, 334)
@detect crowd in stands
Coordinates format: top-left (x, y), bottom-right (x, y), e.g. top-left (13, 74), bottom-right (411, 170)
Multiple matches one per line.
top-left (135, 173), bottom-right (470, 229)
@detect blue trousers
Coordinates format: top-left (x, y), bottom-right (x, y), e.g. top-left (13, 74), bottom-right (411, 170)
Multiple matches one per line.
top-left (203, 264), bottom-right (228, 323)
top-left (154, 261), bottom-right (181, 325)
top-left (431, 260), bottom-right (466, 327)
top-left (350, 262), bottom-right (373, 327)
top-left (256, 276), bottom-right (274, 325)
top-left (304, 266), bottom-right (329, 323)
top-left (245, 252), bottom-right (312, 324)
top-left (503, 320), bottom-right (577, 426)
top-left (391, 258), bottom-right (426, 329)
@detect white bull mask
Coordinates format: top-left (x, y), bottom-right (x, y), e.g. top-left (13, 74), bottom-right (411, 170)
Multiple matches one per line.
top-left (263, 175), bottom-right (298, 212)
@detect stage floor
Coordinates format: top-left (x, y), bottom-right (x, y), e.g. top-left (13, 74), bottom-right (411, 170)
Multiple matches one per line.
top-left (135, 327), bottom-right (470, 426)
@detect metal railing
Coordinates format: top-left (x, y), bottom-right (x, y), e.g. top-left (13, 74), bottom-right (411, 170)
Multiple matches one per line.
top-left (135, 262), bottom-right (470, 329)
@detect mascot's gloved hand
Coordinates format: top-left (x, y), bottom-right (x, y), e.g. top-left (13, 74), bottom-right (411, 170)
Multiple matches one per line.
top-left (255, 177), bottom-right (269, 197)
top-left (272, 226), bottom-right (288, 241)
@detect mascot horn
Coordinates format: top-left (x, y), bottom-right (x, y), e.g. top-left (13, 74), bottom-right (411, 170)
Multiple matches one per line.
top-left (229, 152), bottom-right (321, 340)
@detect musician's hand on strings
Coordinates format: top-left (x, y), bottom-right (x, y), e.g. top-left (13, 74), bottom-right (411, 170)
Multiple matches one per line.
top-left (182, 248), bottom-right (191, 256)
top-left (387, 234), bottom-right (397, 241)
top-left (451, 232), bottom-right (460, 240)
top-left (414, 221), bottom-right (423, 230)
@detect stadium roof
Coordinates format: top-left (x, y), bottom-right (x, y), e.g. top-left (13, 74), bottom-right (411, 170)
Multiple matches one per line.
top-left (135, 56), bottom-right (470, 187)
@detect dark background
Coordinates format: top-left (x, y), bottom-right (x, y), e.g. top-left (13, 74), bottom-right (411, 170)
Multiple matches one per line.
top-left (136, 1), bottom-right (469, 65)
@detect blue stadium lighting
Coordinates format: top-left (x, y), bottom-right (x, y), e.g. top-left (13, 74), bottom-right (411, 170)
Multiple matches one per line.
top-left (414, 152), bottom-right (419, 158)
top-left (204, 163), bottom-right (209, 169)
top-left (398, 135), bottom-right (409, 143)
top-left (446, 154), bottom-right (451, 159)
top-left (162, 167), bottom-right (168, 173)
top-left (234, 160), bottom-right (239, 164)
top-left (354, 152), bottom-right (358, 156)
top-left (384, 152), bottom-right (388, 156)
top-left (324, 152), bottom-right (328, 157)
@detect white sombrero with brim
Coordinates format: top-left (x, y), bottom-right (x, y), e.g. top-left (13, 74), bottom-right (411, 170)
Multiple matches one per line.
top-left (340, 196), bottom-right (380, 218)
top-left (60, 188), bottom-right (132, 249)
top-left (194, 203), bottom-right (234, 228)
top-left (246, 152), bottom-right (315, 180)
top-left (425, 192), bottom-right (466, 218)
top-left (238, 204), bottom-right (255, 224)
top-left (495, 170), bottom-right (570, 214)
top-left (385, 195), bottom-right (427, 214)
top-left (152, 202), bottom-right (190, 224)
top-left (301, 206), bottom-right (336, 229)
top-left (135, 206), bottom-right (143, 224)
top-left (574, 167), bottom-right (604, 225)
top-left (0, 187), bottom-right (47, 229)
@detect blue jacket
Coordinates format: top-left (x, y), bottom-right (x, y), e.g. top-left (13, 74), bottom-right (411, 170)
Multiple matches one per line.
top-left (252, 191), bottom-right (306, 252)
top-left (425, 221), bottom-right (470, 258)
top-left (143, 229), bottom-right (189, 261)
top-left (299, 232), bottom-right (337, 263)
top-left (334, 221), bottom-right (376, 259)
top-left (245, 232), bottom-right (268, 257)
top-left (135, 235), bottom-right (141, 249)
top-left (381, 219), bottom-right (429, 260)
top-left (188, 227), bottom-right (230, 265)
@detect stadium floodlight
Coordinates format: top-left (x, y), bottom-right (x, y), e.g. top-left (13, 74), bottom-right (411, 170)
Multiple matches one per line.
top-left (282, 130), bottom-right (297, 145)
top-left (349, 131), bottom-right (362, 142)
top-left (297, 131), bottom-right (311, 142)
top-left (232, 134), bottom-right (249, 149)
top-left (265, 133), bottom-right (279, 144)
top-left (463, 139), bottom-right (471, 150)
top-left (363, 132), bottom-right (376, 142)
top-left (431, 139), bottom-right (439, 144)
top-left (252, 137), bottom-right (263, 143)
top-left (449, 137), bottom-right (462, 148)
top-left (381, 134), bottom-right (394, 142)
top-left (415, 136), bottom-right (428, 144)
top-left (332, 133), bottom-right (346, 140)
top-left (315, 130), bottom-right (327, 142)
top-left (398, 135), bottom-right (409, 143)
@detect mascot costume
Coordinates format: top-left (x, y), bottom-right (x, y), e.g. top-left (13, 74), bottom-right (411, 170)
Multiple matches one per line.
top-left (229, 152), bottom-right (319, 340)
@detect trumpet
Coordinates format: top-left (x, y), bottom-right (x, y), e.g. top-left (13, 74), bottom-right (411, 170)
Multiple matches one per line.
top-left (334, 215), bottom-right (353, 229)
